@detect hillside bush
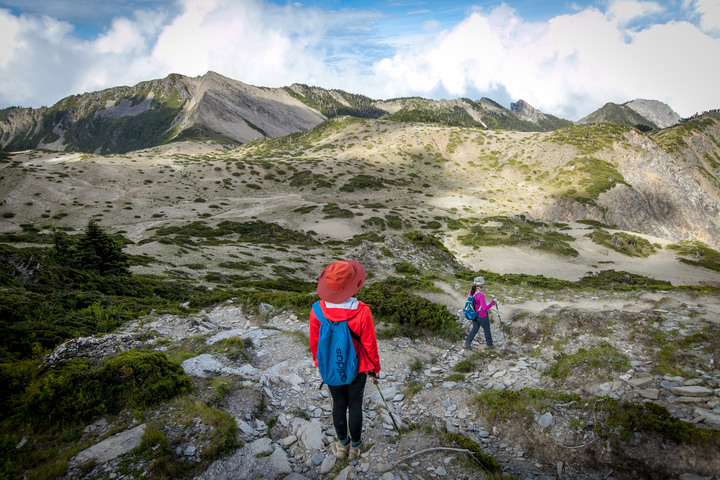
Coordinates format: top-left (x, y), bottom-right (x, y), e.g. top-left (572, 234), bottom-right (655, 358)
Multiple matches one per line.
top-left (25, 351), bottom-right (190, 427)
top-left (545, 344), bottom-right (630, 379)
top-left (357, 276), bottom-right (463, 339)
top-left (668, 240), bottom-right (720, 272)
top-left (586, 229), bottom-right (656, 257)
top-left (459, 216), bottom-right (578, 257)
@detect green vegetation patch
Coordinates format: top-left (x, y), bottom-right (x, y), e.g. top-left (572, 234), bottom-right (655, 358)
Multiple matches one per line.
top-left (545, 343), bottom-right (631, 379)
top-left (652, 116), bottom-right (717, 155)
top-left (668, 240), bottom-right (720, 272)
top-left (339, 174), bottom-right (387, 192)
top-left (474, 388), bottom-right (580, 421)
top-left (475, 388), bottom-right (720, 448)
top-left (147, 220), bottom-right (319, 247)
top-left (443, 433), bottom-right (502, 474)
top-left (358, 276), bottom-right (463, 340)
top-left (403, 231), bottom-right (455, 258)
top-left (322, 203), bottom-right (355, 219)
top-left (599, 398), bottom-right (720, 446)
top-left (289, 170), bottom-right (332, 188)
top-left (586, 229), bottom-right (656, 257)
top-left (26, 350), bottom-right (191, 427)
top-left (283, 85), bottom-right (385, 119)
top-left (571, 157), bottom-right (628, 199)
top-left (386, 103), bottom-right (482, 128)
top-left (458, 216), bottom-right (578, 257)
top-left (549, 123), bottom-right (631, 154)
top-left (459, 268), bottom-right (671, 291)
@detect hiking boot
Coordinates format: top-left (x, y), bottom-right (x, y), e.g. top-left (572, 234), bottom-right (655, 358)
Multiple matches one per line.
top-left (335, 441), bottom-right (349, 459)
top-left (463, 343), bottom-right (472, 350)
top-left (348, 442), bottom-right (362, 460)
top-left (486, 344), bottom-right (495, 349)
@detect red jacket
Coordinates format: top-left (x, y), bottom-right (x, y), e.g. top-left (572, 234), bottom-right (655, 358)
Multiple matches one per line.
top-left (309, 300), bottom-right (381, 375)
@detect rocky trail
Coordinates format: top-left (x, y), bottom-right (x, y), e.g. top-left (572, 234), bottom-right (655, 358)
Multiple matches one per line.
top-left (47, 283), bottom-right (720, 480)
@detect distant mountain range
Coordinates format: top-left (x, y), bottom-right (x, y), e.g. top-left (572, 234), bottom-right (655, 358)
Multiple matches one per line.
top-left (0, 71), bottom-right (685, 155)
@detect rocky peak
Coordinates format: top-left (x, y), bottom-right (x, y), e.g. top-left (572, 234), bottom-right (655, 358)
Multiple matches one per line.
top-left (510, 99), bottom-right (547, 123)
top-left (624, 99), bottom-right (682, 128)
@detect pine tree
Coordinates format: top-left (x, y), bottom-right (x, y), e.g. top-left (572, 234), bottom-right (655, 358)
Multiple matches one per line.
top-left (75, 220), bottom-right (130, 276)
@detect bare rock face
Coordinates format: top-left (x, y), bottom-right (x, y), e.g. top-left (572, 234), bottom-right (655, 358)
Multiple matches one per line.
top-left (510, 99), bottom-right (547, 123)
top-left (41, 333), bottom-right (141, 370)
top-left (625, 99), bottom-right (682, 129)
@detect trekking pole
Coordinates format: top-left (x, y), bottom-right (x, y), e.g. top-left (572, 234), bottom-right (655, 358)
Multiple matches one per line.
top-left (370, 373), bottom-right (400, 432)
top-left (491, 296), bottom-right (506, 342)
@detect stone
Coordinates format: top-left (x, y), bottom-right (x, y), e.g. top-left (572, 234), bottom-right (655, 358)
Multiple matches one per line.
top-left (280, 435), bottom-right (298, 447)
top-left (72, 424), bottom-right (146, 466)
top-left (319, 455), bottom-right (336, 473)
top-left (538, 413), bottom-right (555, 429)
top-left (195, 437), bottom-right (291, 480)
top-left (672, 396), bottom-right (708, 404)
top-left (236, 418), bottom-right (255, 436)
top-left (694, 408), bottom-right (720, 425)
top-left (377, 463), bottom-right (393, 473)
top-left (636, 388), bottom-right (659, 400)
top-left (42, 333), bottom-right (141, 369)
top-left (293, 418), bottom-right (325, 451)
top-left (627, 377), bottom-right (653, 388)
top-left (670, 386), bottom-right (713, 397)
top-left (335, 466), bottom-right (357, 480)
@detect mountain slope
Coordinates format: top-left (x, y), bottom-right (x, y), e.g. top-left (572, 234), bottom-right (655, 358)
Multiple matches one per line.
top-left (0, 72), bottom-right (327, 154)
top-left (1, 73), bottom-right (576, 155)
top-left (579, 99), bottom-right (681, 130)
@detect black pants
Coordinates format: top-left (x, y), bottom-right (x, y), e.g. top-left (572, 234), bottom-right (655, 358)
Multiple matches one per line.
top-left (328, 372), bottom-right (367, 443)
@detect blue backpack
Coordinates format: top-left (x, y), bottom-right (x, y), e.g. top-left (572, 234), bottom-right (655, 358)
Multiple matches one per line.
top-left (463, 294), bottom-right (478, 320)
top-left (313, 301), bottom-right (360, 386)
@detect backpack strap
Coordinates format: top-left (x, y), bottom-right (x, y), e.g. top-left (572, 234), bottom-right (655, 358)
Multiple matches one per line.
top-left (313, 301), bottom-right (361, 343)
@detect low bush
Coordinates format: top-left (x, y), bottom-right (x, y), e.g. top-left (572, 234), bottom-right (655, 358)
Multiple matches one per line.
top-left (26, 350), bottom-right (191, 426)
top-left (357, 276), bottom-right (463, 340)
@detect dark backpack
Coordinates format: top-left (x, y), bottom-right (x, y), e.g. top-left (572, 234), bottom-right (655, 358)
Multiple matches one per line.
top-left (463, 294), bottom-right (478, 320)
top-left (313, 301), bottom-right (360, 386)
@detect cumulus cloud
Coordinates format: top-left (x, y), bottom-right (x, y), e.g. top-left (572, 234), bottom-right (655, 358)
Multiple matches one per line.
top-left (0, 0), bottom-right (718, 120)
top-left (696, 0), bottom-right (720, 34)
top-left (370, 2), bottom-right (720, 118)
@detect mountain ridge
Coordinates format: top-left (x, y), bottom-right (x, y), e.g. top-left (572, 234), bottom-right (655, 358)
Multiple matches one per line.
top-left (0, 71), bottom-right (683, 155)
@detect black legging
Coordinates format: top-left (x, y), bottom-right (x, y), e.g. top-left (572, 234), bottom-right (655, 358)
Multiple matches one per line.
top-left (328, 372), bottom-right (367, 443)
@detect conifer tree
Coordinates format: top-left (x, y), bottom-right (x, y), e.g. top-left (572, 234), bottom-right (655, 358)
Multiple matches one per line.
top-left (76, 220), bottom-right (130, 276)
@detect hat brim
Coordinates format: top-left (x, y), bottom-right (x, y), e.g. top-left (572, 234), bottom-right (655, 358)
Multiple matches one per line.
top-left (317, 260), bottom-right (366, 303)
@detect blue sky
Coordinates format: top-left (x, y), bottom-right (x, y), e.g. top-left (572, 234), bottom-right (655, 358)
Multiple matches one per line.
top-left (1, 0), bottom-right (719, 120)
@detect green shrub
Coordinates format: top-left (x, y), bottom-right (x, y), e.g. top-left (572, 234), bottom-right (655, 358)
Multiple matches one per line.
top-left (339, 174), bottom-right (387, 192)
top-left (587, 230), bottom-right (655, 257)
top-left (357, 277), bottom-right (462, 339)
top-left (545, 344), bottom-right (630, 379)
top-left (458, 216), bottom-right (578, 257)
top-left (668, 241), bottom-right (720, 272)
top-left (26, 350), bottom-right (191, 426)
top-left (600, 398), bottom-right (720, 446)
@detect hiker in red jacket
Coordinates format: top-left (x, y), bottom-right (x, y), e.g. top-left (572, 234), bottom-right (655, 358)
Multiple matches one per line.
top-left (309, 260), bottom-right (381, 461)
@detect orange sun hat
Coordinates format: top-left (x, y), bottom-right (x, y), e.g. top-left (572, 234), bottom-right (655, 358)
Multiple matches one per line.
top-left (317, 260), bottom-right (366, 303)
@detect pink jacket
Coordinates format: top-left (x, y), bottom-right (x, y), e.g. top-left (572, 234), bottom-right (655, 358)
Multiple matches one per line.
top-left (471, 290), bottom-right (496, 318)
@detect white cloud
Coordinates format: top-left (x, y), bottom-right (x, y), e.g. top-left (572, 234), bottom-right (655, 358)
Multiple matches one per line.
top-left (370, 3), bottom-right (720, 118)
top-left (695, 0), bottom-right (720, 34)
top-left (0, 0), bottom-right (718, 120)
top-left (606, 0), bottom-right (664, 25)
top-left (0, 10), bottom-right (22, 67)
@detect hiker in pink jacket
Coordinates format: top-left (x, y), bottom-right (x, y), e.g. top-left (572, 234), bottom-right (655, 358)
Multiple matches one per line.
top-left (464, 276), bottom-right (497, 349)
